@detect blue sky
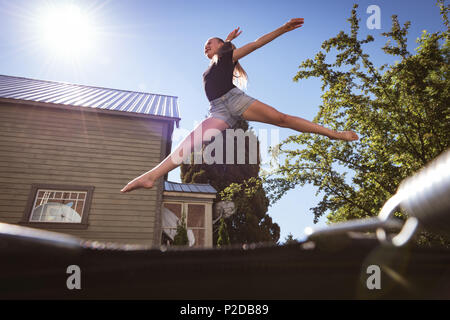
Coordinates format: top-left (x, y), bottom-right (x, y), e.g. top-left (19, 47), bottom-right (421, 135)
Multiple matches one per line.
top-left (0, 0), bottom-right (446, 243)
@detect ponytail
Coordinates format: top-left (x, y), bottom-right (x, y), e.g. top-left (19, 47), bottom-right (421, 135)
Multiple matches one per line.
top-left (212, 38), bottom-right (248, 90)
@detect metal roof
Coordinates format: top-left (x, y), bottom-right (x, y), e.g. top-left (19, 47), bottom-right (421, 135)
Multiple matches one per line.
top-left (0, 74), bottom-right (180, 127)
top-left (164, 181), bottom-right (217, 194)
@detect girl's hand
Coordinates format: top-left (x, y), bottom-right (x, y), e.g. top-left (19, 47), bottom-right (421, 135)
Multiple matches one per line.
top-left (226, 27), bottom-right (242, 42)
top-left (282, 18), bottom-right (304, 32)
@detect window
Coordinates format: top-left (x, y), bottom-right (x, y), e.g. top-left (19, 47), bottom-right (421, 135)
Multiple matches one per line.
top-left (162, 202), bottom-right (206, 247)
top-left (187, 204), bottom-right (205, 247)
top-left (22, 184), bottom-right (94, 229)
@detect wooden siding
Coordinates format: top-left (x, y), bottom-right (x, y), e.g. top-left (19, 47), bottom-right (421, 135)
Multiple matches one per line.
top-left (0, 101), bottom-right (171, 245)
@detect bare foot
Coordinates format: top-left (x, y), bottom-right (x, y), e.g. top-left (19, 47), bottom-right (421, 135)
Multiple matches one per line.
top-left (120, 171), bottom-right (157, 193)
top-left (330, 130), bottom-right (359, 141)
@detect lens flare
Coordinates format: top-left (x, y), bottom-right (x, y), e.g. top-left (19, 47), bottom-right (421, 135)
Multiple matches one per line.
top-left (39, 4), bottom-right (94, 59)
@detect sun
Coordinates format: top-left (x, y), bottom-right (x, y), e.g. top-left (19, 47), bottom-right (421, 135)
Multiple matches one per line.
top-left (38, 3), bottom-right (94, 59)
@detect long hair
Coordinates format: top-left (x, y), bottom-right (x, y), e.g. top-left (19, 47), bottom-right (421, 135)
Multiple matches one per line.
top-left (210, 37), bottom-right (248, 90)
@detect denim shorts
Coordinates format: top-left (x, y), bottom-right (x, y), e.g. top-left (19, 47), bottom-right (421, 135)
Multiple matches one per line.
top-left (207, 87), bottom-right (257, 127)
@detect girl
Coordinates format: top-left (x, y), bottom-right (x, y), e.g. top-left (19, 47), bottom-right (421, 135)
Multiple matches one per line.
top-left (120, 18), bottom-right (358, 193)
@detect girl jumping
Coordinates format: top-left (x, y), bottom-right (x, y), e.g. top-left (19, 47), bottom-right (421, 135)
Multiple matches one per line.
top-left (120, 18), bottom-right (358, 193)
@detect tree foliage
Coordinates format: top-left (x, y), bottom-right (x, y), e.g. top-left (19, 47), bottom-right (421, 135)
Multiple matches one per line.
top-left (264, 2), bottom-right (449, 230)
top-left (173, 213), bottom-right (189, 246)
top-left (282, 233), bottom-right (301, 245)
top-left (217, 217), bottom-right (231, 247)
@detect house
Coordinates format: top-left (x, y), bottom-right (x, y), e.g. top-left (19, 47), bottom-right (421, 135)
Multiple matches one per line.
top-left (0, 74), bottom-right (216, 247)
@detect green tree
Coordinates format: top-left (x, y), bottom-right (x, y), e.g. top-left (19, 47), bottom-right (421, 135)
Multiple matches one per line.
top-left (181, 118), bottom-right (280, 245)
top-left (264, 2), bottom-right (449, 239)
top-left (217, 217), bottom-right (231, 247)
top-left (283, 233), bottom-right (300, 245)
top-left (173, 213), bottom-right (189, 246)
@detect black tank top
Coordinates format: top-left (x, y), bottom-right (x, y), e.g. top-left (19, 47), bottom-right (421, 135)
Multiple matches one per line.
top-left (202, 41), bottom-right (237, 101)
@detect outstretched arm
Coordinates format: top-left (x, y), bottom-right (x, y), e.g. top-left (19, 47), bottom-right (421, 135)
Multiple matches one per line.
top-left (232, 18), bottom-right (304, 62)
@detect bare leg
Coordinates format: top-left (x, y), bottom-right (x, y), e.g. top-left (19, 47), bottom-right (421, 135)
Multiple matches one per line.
top-left (241, 100), bottom-right (359, 141)
top-left (120, 117), bottom-right (230, 193)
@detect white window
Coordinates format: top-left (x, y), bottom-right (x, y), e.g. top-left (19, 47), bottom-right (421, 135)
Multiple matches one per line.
top-left (30, 189), bottom-right (86, 223)
top-left (23, 184), bottom-right (94, 228)
top-left (162, 202), bottom-right (206, 247)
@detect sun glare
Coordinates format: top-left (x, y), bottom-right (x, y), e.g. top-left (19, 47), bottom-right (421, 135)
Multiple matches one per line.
top-left (39, 4), bottom-right (94, 59)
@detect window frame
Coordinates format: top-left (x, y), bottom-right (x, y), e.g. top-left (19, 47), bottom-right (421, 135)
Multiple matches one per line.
top-left (21, 184), bottom-right (94, 229)
top-left (162, 201), bottom-right (207, 247)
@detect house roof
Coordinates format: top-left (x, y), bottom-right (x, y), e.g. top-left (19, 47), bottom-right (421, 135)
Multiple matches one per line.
top-left (0, 74), bottom-right (181, 127)
top-left (164, 181), bottom-right (217, 194)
